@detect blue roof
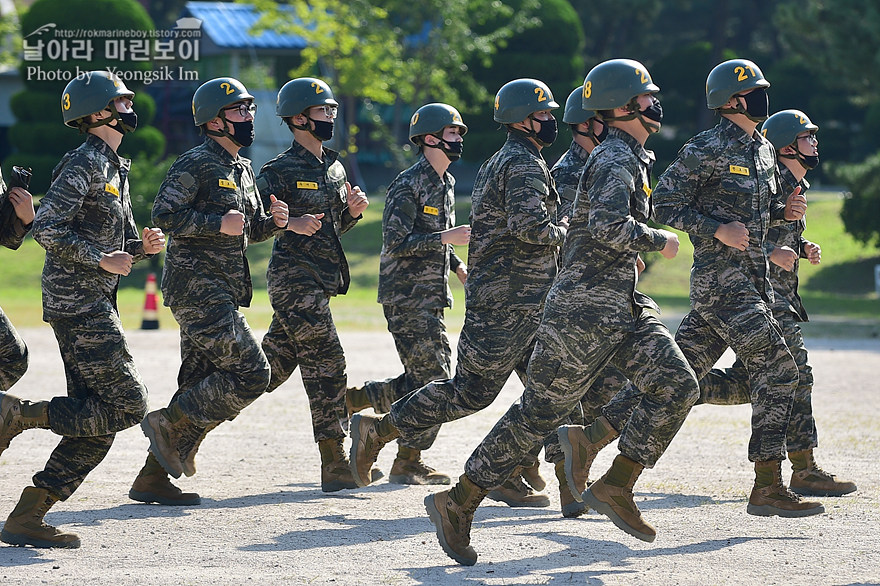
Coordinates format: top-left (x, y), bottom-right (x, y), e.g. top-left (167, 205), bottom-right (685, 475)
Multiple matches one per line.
top-left (184, 2), bottom-right (308, 50)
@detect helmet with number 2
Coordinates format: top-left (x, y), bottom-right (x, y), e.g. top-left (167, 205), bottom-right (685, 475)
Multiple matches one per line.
top-left (705, 59), bottom-right (770, 110)
top-left (581, 59), bottom-right (659, 111)
top-left (493, 78), bottom-right (559, 124)
top-left (192, 77), bottom-right (254, 126)
top-left (276, 77), bottom-right (338, 118)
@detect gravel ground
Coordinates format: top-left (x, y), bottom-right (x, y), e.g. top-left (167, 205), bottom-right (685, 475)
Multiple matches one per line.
top-left (1, 326), bottom-right (878, 585)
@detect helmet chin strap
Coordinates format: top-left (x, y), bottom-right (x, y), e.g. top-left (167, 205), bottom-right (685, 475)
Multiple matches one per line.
top-left (206, 112), bottom-right (246, 147)
top-left (601, 98), bottom-right (659, 134)
top-left (79, 105), bottom-right (119, 134)
top-left (718, 96), bottom-right (766, 123)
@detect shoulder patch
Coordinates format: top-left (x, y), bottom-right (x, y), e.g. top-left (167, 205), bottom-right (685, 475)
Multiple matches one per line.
top-left (682, 153), bottom-right (701, 171)
top-left (526, 176), bottom-right (548, 193)
top-left (178, 172), bottom-right (195, 189)
top-left (255, 174), bottom-right (269, 194)
top-left (611, 167), bottom-right (634, 188)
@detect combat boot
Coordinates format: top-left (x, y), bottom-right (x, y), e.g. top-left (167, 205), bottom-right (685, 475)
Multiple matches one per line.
top-left (788, 449), bottom-right (857, 497)
top-left (424, 474), bottom-right (489, 566)
top-left (520, 458), bottom-right (546, 492)
top-left (129, 454), bottom-right (201, 505)
top-left (179, 423), bottom-right (219, 478)
top-left (140, 403), bottom-right (190, 479)
top-left (555, 461), bottom-right (588, 518)
top-left (584, 454), bottom-right (655, 542)
top-left (0, 487), bottom-right (80, 548)
top-left (0, 392), bottom-right (50, 456)
top-left (320, 438), bottom-right (360, 492)
top-left (349, 413), bottom-right (399, 487)
top-left (345, 386), bottom-right (371, 416)
top-left (747, 459), bottom-right (825, 517)
top-left (558, 416), bottom-right (618, 504)
top-left (487, 468), bottom-right (551, 508)
top-left (389, 445), bottom-right (450, 485)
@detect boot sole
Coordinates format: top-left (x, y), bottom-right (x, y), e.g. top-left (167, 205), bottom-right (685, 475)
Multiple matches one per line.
top-left (557, 426), bottom-right (585, 504)
top-left (584, 488), bottom-right (656, 543)
top-left (562, 500), bottom-right (589, 518)
top-left (128, 489), bottom-right (201, 506)
top-left (389, 474), bottom-right (451, 486)
top-left (424, 494), bottom-right (477, 566)
top-left (1, 529), bottom-right (80, 549)
top-left (324, 467), bottom-right (385, 492)
top-left (486, 490), bottom-right (550, 508)
top-left (790, 486), bottom-right (856, 497)
top-left (746, 503), bottom-right (826, 517)
top-left (141, 418), bottom-right (183, 479)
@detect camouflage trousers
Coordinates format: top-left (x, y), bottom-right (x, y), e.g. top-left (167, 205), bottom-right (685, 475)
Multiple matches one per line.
top-left (466, 311), bottom-right (698, 488)
top-left (0, 306), bottom-right (28, 391)
top-left (34, 307), bottom-right (148, 500)
top-left (261, 290), bottom-right (348, 442)
top-left (170, 304), bottom-right (270, 428)
top-left (698, 309), bottom-right (817, 452)
top-left (360, 305), bottom-right (452, 414)
top-left (674, 303), bottom-right (798, 462)
top-left (389, 304), bottom-right (540, 451)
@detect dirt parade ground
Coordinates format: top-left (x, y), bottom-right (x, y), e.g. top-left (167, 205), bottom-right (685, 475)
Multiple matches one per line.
top-left (0, 325), bottom-right (878, 585)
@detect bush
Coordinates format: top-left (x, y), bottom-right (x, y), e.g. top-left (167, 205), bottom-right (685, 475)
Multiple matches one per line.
top-left (834, 150), bottom-right (880, 247)
top-left (120, 126), bottom-right (165, 160)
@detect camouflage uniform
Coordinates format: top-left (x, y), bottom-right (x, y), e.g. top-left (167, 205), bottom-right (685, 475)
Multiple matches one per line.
top-left (359, 155), bottom-right (463, 414)
top-left (256, 140), bottom-right (359, 442)
top-left (465, 128), bottom-right (699, 489)
top-left (152, 138), bottom-right (281, 429)
top-left (0, 171), bottom-right (31, 392)
top-left (389, 132), bottom-right (566, 450)
top-left (699, 165), bottom-right (817, 450)
top-left (652, 117), bottom-right (799, 463)
top-left (29, 134), bottom-right (150, 499)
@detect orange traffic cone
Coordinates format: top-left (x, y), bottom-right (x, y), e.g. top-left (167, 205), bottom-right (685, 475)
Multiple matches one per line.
top-left (140, 273), bottom-right (160, 330)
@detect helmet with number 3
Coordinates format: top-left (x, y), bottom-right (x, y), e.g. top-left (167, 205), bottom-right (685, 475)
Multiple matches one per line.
top-left (581, 59), bottom-right (659, 111)
top-left (493, 78), bottom-right (559, 124)
top-left (61, 70), bottom-right (134, 129)
top-left (192, 77), bottom-right (254, 126)
top-left (706, 59), bottom-right (770, 110)
top-left (276, 77), bottom-right (338, 118)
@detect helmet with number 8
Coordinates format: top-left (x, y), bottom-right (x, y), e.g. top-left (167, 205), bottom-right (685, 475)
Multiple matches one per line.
top-left (493, 78), bottom-right (559, 124)
top-left (760, 109), bottom-right (818, 151)
top-left (192, 77), bottom-right (254, 126)
top-left (581, 59), bottom-right (659, 111)
top-left (705, 59), bottom-right (770, 110)
top-left (276, 77), bottom-right (338, 118)
top-left (61, 70), bottom-right (134, 131)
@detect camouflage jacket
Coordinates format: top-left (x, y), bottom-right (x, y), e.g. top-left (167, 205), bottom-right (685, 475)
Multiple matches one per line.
top-left (544, 128), bottom-right (668, 331)
top-left (550, 140), bottom-right (589, 221)
top-left (152, 138), bottom-right (281, 309)
top-left (653, 117), bottom-right (788, 310)
top-left (256, 140), bottom-right (359, 305)
top-left (465, 132), bottom-right (566, 310)
top-left (33, 134), bottom-right (147, 320)
top-left (767, 164), bottom-right (809, 321)
top-left (377, 155), bottom-right (463, 309)
top-left (0, 171), bottom-right (31, 250)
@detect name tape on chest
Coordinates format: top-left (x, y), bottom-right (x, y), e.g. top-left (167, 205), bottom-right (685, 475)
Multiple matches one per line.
top-left (297, 181), bottom-right (319, 190)
top-left (729, 165), bottom-right (750, 176)
top-left (218, 179), bottom-right (237, 189)
top-left (423, 205), bottom-right (439, 216)
top-left (104, 183), bottom-right (120, 197)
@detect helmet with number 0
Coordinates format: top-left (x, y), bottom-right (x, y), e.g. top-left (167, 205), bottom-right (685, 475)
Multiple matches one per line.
top-left (563, 85), bottom-right (598, 124)
top-left (408, 103), bottom-right (468, 144)
top-left (62, 70), bottom-right (134, 128)
top-left (760, 109), bottom-right (818, 151)
top-left (192, 77), bottom-right (254, 126)
top-left (276, 77), bottom-right (338, 118)
top-left (493, 78), bottom-right (559, 124)
top-left (581, 59), bottom-right (659, 111)
top-left (706, 59), bottom-right (770, 109)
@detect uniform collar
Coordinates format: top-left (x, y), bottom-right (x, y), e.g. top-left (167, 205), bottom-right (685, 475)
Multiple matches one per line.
top-left (506, 131), bottom-right (541, 156)
top-left (568, 140), bottom-right (590, 163)
top-left (719, 116), bottom-right (759, 145)
top-left (85, 133), bottom-right (123, 168)
top-left (780, 162), bottom-right (810, 191)
top-left (203, 137), bottom-right (241, 166)
top-left (291, 139), bottom-right (339, 167)
top-left (607, 127), bottom-right (654, 166)
top-left (415, 154), bottom-right (449, 188)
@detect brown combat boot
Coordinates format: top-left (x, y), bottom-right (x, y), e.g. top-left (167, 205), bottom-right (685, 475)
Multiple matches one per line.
top-left (179, 423), bottom-right (219, 478)
top-left (747, 460), bottom-right (825, 518)
top-left (0, 392), bottom-right (50, 456)
top-left (345, 386), bottom-right (371, 416)
top-left (140, 404), bottom-right (190, 479)
top-left (319, 438), bottom-right (384, 492)
top-left (789, 449), bottom-right (857, 497)
top-left (349, 413), bottom-right (399, 487)
top-left (520, 458), bottom-right (546, 492)
top-left (389, 445), bottom-right (450, 485)
top-left (557, 416), bottom-right (618, 504)
top-left (555, 461), bottom-right (588, 518)
top-left (487, 468), bottom-right (551, 508)
top-left (424, 474), bottom-right (489, 566)
top-left (0, 487), bottom-right (80, 548)
top-left (129, 454), bottom-right (201, 505)
top-left (585, 454), bottom-right (656, 542)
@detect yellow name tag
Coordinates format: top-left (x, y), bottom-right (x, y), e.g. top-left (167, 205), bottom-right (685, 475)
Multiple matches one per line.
top-left (218, 179), bottom-right (237, 189)
top-left (104, 183), bottom-right (119, 197)
top-left (642, 183), bottom-right (652, 197)
top-left (423, 205), bottom-right (439, 216)
top-left (729, 165), bottom-right (750, 176)
top-left (297, 181), bottom-right (319, 190)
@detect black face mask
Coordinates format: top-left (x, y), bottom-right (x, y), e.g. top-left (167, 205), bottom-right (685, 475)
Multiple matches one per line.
top-left (229, 119), bottom-right (254, 147)
top-left (739, 88), bottom-right (769, 121)
top-left (309, 118), bottom-right (334, 142)
top-left (438, 138), bottom-right (463, 161)
top-left (574, 119), bottom-right (607, 147)
top-left (118, 110), bottom-right (138, 133)
top-left (534, 116), bottom-right (557, 146)
top-left (800, 153), bottom-right (819, 170)
top-left (642, 97), bottom-right (663, 124)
